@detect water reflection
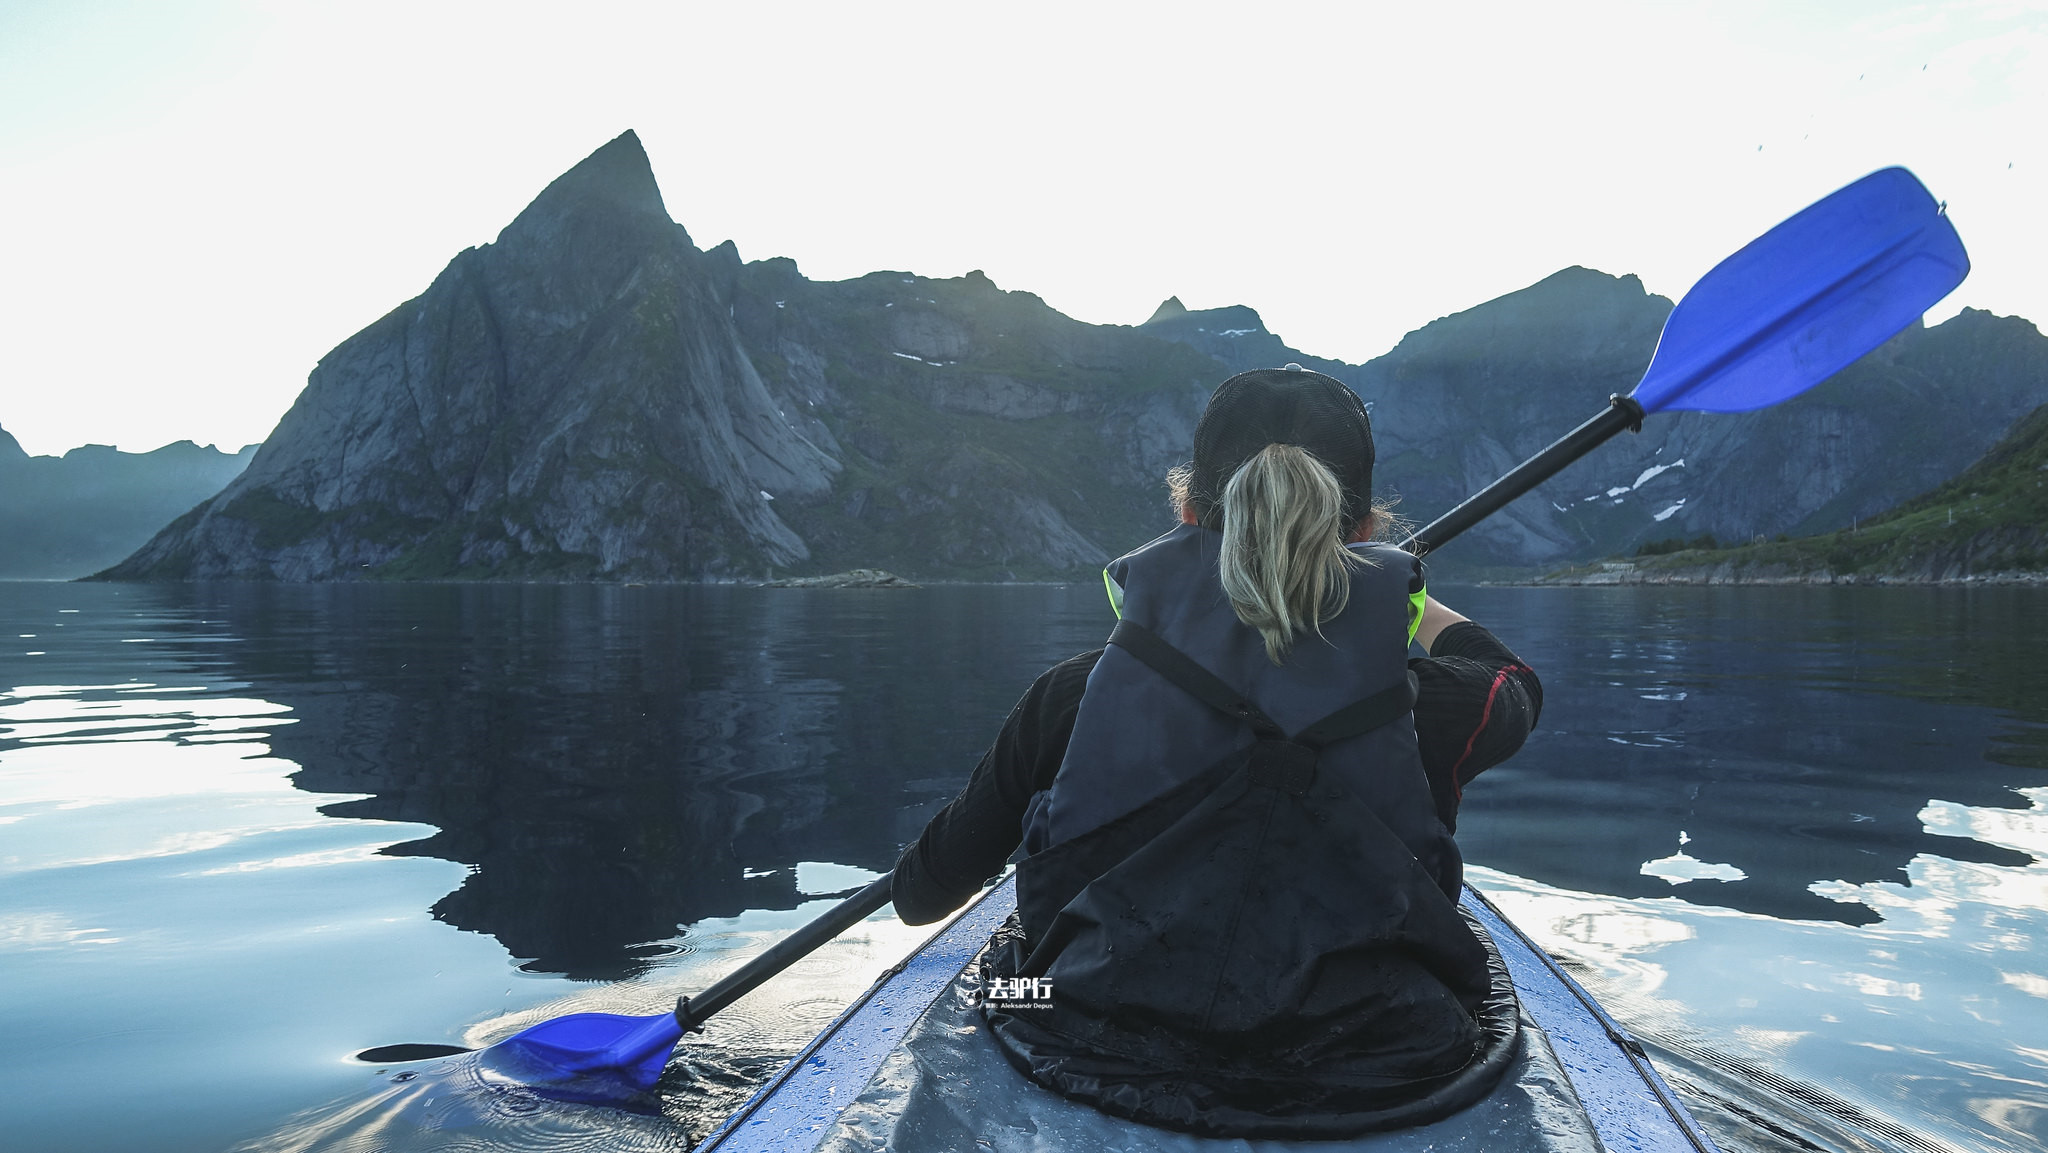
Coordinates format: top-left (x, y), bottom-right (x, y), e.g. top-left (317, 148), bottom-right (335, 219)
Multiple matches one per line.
top-left (7, 581), bottom-right (2048, 1151)
top-left (234, 903), bottom-right (954, 1153)
top-left (1452, 586), bottom-right (2048, 926)
top-left (1477, 844), bottom-right (2048, 1153)
top-left (1810, 786), bottom-right (2048, 936)
top-left (11, 582), bottom-right (1109, 979)
top-left (18, 583), bottom-right (2044, 966)
top-left (2, 581), bottom-right (1113, 1152)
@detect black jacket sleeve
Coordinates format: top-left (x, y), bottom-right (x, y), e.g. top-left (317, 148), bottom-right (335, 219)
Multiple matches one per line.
top-left (891, 650), bottom-right (1098, 925)
top-left (1409, 620), bottom-right (1542, 832)
top-left (891, 624), bottom-right (1541, 923)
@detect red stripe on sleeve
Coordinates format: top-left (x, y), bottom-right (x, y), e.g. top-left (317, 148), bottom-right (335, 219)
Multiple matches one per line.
top-left (1449, 664), bottom-right (1528, 798)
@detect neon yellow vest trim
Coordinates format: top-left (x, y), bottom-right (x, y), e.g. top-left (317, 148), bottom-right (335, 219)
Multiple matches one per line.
top-left (1103, 569), bottom-right (1125, 619)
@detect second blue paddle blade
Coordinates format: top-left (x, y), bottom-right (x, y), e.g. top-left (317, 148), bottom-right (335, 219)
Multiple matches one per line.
top-left (489, 1009), bottom-right (684, 1092)
top-left (1633, 166), bottom-right (1970, 415)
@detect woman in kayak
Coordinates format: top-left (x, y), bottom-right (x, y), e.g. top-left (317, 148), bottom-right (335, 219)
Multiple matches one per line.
top-left (890, 365), bottom-right (1542, 1138)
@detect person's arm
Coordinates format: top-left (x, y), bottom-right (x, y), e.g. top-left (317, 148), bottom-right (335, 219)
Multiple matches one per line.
top-left (891, 650), bottom-right (1100, 925)
top-left (1411, 593), bottom-right (1469, 654)
top-left (1409, 618), bottom-right (1541, 830)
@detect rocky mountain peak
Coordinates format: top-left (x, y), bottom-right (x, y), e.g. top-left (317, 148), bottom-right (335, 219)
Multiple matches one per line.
top-left (99, 129), bottom-right (839, 582)
top-left (1386, 266), bottom-right (1671, 371)
top-left (1942, 307), bottom-right (2042, 340)
top-left (1144, 296), bottom-right (1189, 324)
top-left (496, 129), bottom-right (678, 251)
top-left (0, 424), bottom-right (25, 466)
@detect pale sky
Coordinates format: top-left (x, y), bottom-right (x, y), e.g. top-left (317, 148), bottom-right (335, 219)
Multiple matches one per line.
top-left (1, 0), bottom-right (2041, 457)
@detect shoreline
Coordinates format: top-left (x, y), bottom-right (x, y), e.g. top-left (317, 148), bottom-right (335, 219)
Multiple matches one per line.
top-left (22, 563), bottom-right (2048, 590)
top-left (1514, 560), bottom-right (2048, 588)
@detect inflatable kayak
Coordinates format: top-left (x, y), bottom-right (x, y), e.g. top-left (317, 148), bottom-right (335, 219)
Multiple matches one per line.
top-left (692, 877), bottom-right (1719, 1152)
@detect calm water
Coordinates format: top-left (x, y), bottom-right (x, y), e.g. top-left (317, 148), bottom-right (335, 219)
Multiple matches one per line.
top-left (1, 581), bottom-right (2043, 1152)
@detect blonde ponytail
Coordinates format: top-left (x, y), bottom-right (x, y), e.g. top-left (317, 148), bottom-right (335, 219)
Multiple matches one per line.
top-left (1217, 444), bottom-right (1365, 664)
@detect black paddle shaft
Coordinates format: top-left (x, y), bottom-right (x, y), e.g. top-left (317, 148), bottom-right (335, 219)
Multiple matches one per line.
top-left (663, 397), bottom-right (1639, 1032)
top-left (1400, 394), bottom-right (1646, 559)
top-left (674, 876), bottom-right (896, 1032)
top-left (680, 395), bottom-right (1644, 1032)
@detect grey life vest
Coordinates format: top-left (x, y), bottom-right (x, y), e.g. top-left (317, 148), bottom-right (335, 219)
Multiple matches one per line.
top-left (986, 524), bottom-right (1518, 1139)
top-left (1026, 522), bottom-right (1455, 894)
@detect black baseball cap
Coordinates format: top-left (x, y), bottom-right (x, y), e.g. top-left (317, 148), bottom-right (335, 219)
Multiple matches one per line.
top-left (1189, 364), bottom-right (1375, 527)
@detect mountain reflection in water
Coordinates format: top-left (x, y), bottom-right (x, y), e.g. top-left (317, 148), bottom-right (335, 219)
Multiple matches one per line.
top-left (172, 582), bottom-right (1115, 978)
top-left (128, 583), bottom-right (2048, 965)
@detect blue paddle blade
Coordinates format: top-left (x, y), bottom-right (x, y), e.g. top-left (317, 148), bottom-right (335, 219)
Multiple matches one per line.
top-left (1632, 166), bottom-right (1969, 415)
top-left (487, 1008), bottom-right (683, 1093)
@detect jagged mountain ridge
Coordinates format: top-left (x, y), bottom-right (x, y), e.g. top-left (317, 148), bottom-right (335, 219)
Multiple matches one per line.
top-left (1145, 272), bottom-right (2048, 571)
top-left (104, 133), bottom-right (838, 581)
top-left (0, 428), bottom-right (255, 579)
top-left (95, 132), bottom-right (2048, 581)
top-left (101, 132), bottom-right (1227, 582)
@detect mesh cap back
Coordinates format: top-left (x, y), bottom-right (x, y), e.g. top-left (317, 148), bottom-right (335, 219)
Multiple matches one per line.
top-left (1190, 365), bottom-right (1375, 526)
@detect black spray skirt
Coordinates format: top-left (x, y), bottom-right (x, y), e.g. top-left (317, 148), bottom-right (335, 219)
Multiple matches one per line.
top-left (982, 906), bottom-right (1522, 1139)
top-left (982, 739), bottom-right (1521, 1139)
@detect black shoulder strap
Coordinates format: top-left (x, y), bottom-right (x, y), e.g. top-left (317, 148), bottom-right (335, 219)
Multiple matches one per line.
top-left (1107, 619), bottom-right (1417, 748)
top-left (1107, 619), bottom-right (1285, 740)
top-left (1294, 671), bottom-right (1419, 749)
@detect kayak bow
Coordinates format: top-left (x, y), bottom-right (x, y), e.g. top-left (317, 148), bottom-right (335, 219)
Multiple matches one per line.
top-left (694, 877), bottom-right (1719, 1152)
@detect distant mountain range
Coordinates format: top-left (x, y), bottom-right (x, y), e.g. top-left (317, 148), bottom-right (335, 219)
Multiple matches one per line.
top-left (26, 130), bottom-right (2048, 583)
top-left (0, 429), bottom-right (253, 579)
top-left (1545, 394), bottom-right (2048, 584)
